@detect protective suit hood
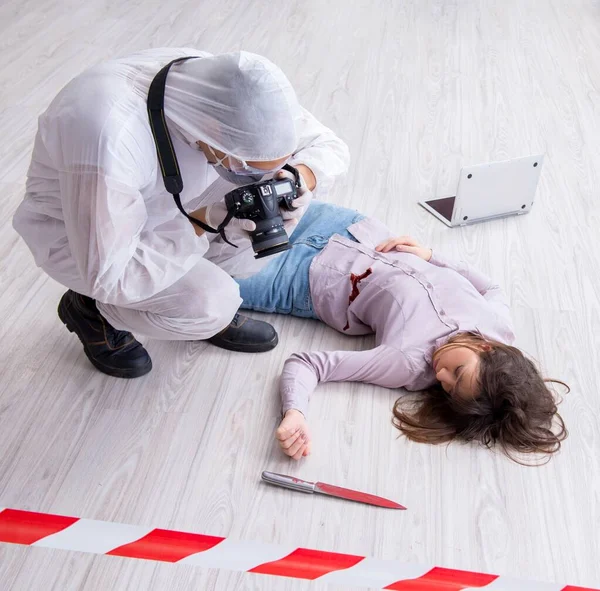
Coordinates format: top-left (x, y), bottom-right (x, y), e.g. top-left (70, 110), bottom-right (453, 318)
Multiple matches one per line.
top-left (162, 51), bottom-right (301, 161)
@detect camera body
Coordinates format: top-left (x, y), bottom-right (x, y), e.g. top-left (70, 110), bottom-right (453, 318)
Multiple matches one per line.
top-left (224, 164), bottom-right (300, 258)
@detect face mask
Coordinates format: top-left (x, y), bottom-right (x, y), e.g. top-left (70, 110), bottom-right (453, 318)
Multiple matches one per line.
top-left (213, 166), bottom-right (265, 185)
top-left (207, 146), bottom-right (285, 185)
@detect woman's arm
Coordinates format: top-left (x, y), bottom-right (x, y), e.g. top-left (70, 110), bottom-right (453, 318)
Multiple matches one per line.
top-left (428, 251), bottom-right (508, 308)
top-left (275, 345), bottom-right (414, 459)
top-left (376, 237), bottom-right (509, 310)
top-left (281, 345), bottom-right (413, 416)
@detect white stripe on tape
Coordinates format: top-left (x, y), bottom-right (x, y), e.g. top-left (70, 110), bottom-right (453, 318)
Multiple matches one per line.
top-left (32, 519), bottom-right (153, 554)
top-left (318, 557), bottom-right (432, 587)
top-left (463, 577), bottom-right (565, 591)
top-left (179, 538), bottom-right (297, 571)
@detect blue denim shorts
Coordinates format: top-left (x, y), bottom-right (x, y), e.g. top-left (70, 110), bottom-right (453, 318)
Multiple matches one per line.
top-left (235, 201), bottom-right (365, 319)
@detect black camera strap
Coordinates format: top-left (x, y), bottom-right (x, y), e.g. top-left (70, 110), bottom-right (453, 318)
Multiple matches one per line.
top-left (147, 56), bottom-right (236, 246)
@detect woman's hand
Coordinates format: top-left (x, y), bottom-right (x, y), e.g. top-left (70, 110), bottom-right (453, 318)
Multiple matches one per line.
top-left (375, 236), bottom-right (432, 262)
top-left (275, 409), bottom-right (312, 460)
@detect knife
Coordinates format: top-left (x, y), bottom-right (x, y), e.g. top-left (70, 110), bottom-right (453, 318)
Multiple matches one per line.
top-left (261, 471), bottom-right (406, 510)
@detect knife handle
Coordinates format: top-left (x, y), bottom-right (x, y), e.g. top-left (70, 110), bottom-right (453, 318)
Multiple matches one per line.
top-left (262, 471), bottom-right (316, 494)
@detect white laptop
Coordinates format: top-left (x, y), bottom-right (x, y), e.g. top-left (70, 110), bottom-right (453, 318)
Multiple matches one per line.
top-left (419, 154), bottom-right (544, 227)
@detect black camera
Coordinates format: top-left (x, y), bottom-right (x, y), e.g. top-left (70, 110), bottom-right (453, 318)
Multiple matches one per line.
top-left (224, 164), bottom-right (301, 259)
top-left (147, 60), bottom-right (303, 255)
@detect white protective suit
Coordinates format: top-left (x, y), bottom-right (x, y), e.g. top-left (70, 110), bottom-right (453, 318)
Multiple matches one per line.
top-left (13, 48), bottom-right (350, 340)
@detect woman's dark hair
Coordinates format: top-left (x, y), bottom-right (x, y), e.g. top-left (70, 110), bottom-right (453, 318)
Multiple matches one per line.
top-left (392, 333), bottom-right (568, 464)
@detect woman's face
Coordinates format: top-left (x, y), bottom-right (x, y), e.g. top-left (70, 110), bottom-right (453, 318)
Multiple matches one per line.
top-left (433, 345), bottom-right (482, 399)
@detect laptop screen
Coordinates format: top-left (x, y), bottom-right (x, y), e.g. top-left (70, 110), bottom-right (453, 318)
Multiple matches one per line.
top-left (425, 197), bottom-right (456, 222)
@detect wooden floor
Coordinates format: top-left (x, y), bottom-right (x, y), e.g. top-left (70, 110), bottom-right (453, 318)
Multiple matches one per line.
top-left (1, 0), bottom-right (599, 589)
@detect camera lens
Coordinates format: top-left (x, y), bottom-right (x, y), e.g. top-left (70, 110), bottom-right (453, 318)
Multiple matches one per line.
top-left (251, 218), bottom-right (292, 259)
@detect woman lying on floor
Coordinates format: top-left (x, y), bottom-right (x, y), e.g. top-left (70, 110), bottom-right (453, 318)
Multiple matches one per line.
top-left (229, 200), bottom-right (568, 463)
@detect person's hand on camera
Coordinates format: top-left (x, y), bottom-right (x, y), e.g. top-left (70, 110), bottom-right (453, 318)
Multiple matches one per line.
top-left (275, 409), bottom-right (312, 460)
top-left (375, 236), bottom-right (433, 261)
top-left (189, 201), bottom-right (256, 237)
top-left (274, 168), bottom-right (313, 221)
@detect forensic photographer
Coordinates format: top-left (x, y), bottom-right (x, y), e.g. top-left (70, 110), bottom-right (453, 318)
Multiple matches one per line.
top-left (13, 48), bottom-right (349, 378)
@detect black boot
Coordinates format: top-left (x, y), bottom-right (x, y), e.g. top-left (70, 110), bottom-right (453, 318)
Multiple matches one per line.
top-left (208, 313), bottom-right (278, 353)
top-left (58, 290), bottom-right (152, 378)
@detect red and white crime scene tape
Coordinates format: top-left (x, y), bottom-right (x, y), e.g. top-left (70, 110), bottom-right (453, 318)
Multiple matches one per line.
top-left (0, 508), bottom-right (596, 590)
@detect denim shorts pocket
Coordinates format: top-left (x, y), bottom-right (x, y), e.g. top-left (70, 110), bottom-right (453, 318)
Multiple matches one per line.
top-left (294, 235), bottom-right (329, 249)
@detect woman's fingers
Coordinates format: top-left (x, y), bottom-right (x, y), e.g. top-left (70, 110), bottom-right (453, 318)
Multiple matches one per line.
top-left (276, 427), bottom-right (302, 450)
top-left (287, 432), bottom-right (308, 458)
top-left (375, 239), bottom-right (396, 252)
top-left (302, 441), bottom-right (312, 456)
top-left (376, 236), bottom-right (419, 253)
top-left (275, 424), bottom-right (293, 440)
top-left (292, 444), bottom-right (307, 460)
top-left (395, 244), bottom-right (418, 253)
top-left (275, 412), bottom-right (311, 460)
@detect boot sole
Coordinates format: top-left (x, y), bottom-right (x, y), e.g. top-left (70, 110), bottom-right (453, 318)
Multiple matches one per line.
top-left (209, 333), bottom-right (279, 353)
top-left (58, 298), bottom-right (153, 379)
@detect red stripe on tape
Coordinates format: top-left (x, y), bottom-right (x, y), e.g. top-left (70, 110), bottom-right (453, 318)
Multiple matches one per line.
top-left (1, 509), bottom-right (598, 590)
top-left (385, 567), bottom-right (498, 590)
top-left (0, 509), bottom-right (79, 545)
top-left (107, 528), bottom-right (225, 562)
top-left (249, 547), bottom-right (364, 580)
